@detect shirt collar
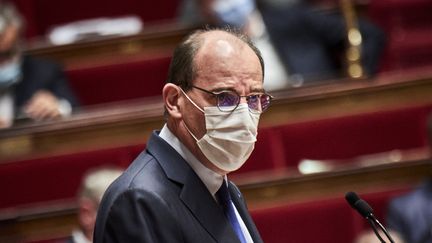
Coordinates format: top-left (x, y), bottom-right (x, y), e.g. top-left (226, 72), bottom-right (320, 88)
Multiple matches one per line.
top-left (159, 124), bottom-right (224, 197)
top-left (71, 229), bottom-right (91, 243)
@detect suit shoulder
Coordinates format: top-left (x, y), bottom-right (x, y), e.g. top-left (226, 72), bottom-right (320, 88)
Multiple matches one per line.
top-left (101, 150), bottom-right (177, 210)
top-left (94, 150), bottom-right (182, 240)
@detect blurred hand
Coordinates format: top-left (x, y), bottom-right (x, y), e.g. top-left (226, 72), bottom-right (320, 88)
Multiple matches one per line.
top-left (0, 117), bottom-right (9, 128)
top-left (24, 90), bottom-right (62, 121)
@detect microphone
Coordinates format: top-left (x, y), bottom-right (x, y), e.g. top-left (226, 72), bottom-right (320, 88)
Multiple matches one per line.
top-left (345, 191), bottom-right (374, 219)
top-left (345, 192), bottom-right (395, 243)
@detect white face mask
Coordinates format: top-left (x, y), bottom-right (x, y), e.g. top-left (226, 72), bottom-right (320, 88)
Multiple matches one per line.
top-left (212, 0), bottom-right (255, 28)
top-left (181, 89), bottom-right (260, 172)
top-left (0, 59), bottom-right (22, 89)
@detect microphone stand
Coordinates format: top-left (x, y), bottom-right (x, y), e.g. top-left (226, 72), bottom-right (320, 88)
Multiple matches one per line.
top-left (367, 217), bottom-right (386, 243)
top-left (366, 214), bottom-right (395, 243)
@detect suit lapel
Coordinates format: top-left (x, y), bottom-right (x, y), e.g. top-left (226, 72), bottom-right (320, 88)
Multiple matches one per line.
top-left (180, 169), bottom-right (240, 243)
top-left (146, 131), bottom-right (240, 242)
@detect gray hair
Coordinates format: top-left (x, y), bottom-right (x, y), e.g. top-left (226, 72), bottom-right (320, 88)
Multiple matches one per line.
top-left (0, 1), bottom-right (23, 34)
top-left (78, 167), bottom-right (123, 203)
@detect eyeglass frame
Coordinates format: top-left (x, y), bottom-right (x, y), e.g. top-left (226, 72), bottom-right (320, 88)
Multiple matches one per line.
top-left (188, 85), bottom-right (274, 113)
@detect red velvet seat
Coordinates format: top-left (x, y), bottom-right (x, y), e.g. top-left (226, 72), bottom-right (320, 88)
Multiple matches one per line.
top-left (0, 144), bottom-right (144, 210)
top-left (12, 0), bottom-right (181, 38)
top-left (368, 0), bottom-right (432, 72)
top-left (251, 187), bottom-right (411, 243)
top-left (277, 105), bottom-right (432, 168)
top-left (251, 197), bottom-right (358, 243)
top-left (66, 56), bottom-right (171, 106)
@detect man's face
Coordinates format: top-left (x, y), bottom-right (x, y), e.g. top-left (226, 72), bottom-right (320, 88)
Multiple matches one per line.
top-left (0, 25), bottom-right (19, 64)
top-left (181, 34), bottom-right (263, 142)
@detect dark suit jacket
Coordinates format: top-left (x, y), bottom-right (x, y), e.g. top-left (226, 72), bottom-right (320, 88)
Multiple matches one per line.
top-left (260, 2), bottom-right (386, 81)
top-left (94, 131), bottom-right (263, 243)
top-left (386, 179), bottom-right (432, 243)
top-left (13, 55), bottom-right (78, 116)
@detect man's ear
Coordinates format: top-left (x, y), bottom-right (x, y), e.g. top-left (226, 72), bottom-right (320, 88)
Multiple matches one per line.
top-left (163, 83), bottom-right (182, 119)
top-left (78, 198), bottom-right (97, 231)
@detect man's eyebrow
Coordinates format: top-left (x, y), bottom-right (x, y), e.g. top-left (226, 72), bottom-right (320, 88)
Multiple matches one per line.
top-left (250, 87), bottom-right (265, 93)
top-left (210, 87), bottom-right (266, 95)
top-left (211, 86), bottom-right (236, 93)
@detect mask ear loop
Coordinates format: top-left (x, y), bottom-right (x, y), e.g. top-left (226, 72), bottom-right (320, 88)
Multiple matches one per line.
top-left (179, 87), bottom-right (203, 142)
top-left (179, 88), bottom-right (205, 113)
top-left (183, 120), bottom-right (199, 142)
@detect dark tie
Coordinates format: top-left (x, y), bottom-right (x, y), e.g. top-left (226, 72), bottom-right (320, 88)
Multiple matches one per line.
top-left (216, 182), bottom-right (247, 243)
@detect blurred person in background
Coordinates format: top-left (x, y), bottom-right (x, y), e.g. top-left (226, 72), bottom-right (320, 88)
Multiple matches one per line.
top-left (64, 167), bottom-right (122, 243)
top-left (385, 179), bottom-right (432, 243)
top-left (385, 114), bottom-right (432, 243)
top-left (258, 0), bottom-right (386, 82)
top-left (178, 0), bottom-right (292, 90)
top-left (178, 0), bottom-right (386, 86)
top-left (0, 1), bottom-right (78, 128)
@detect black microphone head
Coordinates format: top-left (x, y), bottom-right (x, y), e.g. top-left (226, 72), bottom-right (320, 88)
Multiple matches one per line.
top-left (345, 191), bottom-right (374, 219)
top-left (345, 191), bottom-right (360, 208)
top-left (354, 199), bottom-right (374, 218)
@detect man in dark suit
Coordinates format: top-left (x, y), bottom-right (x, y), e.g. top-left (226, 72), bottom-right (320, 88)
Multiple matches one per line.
top-left (178, 0), bottom-right (386, 86)
top-left (385, 114), bottom-right (432, 243)
top-left (63, 168), bottom-right (122, 243)
top-left (386, 179), bottom-right (432, 243)
top-left (94, 28), bottom-right (271, 242)
top-left (258, 0), bottom-right (386, 82)
top-left (0, 1), bottom-right (78, 127)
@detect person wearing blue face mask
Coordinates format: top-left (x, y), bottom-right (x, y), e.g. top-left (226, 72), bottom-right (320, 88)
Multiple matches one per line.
top-left (94, 28), bottom-right (269, 243)
top-left (178, 0), bottom-right (292, 90)
top-left (178, 0), bottom-right (386, 86)
top-left (0, 1), bottom-right (78, 128)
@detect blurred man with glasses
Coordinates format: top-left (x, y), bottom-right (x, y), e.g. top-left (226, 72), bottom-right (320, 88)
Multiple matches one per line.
top-left (0, 1), bottom-right (78, 128)
top-left (94, 28), bottom-right (270, 243)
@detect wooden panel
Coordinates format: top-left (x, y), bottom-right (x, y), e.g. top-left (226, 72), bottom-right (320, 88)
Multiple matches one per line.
top-left (235, 148), bottom-right (432, 209)
top-left (24, 23), bottom-right (193, 70)
top-left (0, 202), bottom-right (77, 243)
top-left (1, 68), bottom-right (432, 162)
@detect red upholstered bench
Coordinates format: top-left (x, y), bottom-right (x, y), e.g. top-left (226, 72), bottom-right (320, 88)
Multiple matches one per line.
top-left (368, 0), bottom-right (432, 72)
top-left (12, 0), bottom-right (181, 38)
top-left (276, 105), bottom-right (432, 169)
top-left (251, 187), bottom-right (411, 243)
top-left (0, 144), bottom-right (145, 211)
top-left (66, 56), bottom-right (171, 106)
top-left (251, 196), bottom-right (358, 243)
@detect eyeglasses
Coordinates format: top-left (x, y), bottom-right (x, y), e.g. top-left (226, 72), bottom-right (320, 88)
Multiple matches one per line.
top-left (191, 85), bottom-right (273, 113)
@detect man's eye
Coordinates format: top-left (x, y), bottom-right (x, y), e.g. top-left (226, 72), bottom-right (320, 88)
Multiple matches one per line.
top-left (218, 92), bottom-right (238, 106)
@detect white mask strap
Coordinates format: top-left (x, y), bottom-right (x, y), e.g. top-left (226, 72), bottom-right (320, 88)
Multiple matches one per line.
top-left (182, 121), bottom-right (199, 142)
top-left (179, 88), bottom-right (205, 113)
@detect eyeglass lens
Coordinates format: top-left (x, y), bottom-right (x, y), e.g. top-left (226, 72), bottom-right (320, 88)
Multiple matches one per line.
top-left (217, 91), bottom-right (270, 112)
top-left (218, 92), bottom-right (240, 109)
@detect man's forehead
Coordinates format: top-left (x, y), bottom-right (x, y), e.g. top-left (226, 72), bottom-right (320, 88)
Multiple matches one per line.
top-left (191, 30), bottom-right (263, 87)
top-left (195, 34), bottom-right (256, 66)
top-left (213, 39), bottom-right (235, 57)
top-left (198, 30), bottom-right (246, 51)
